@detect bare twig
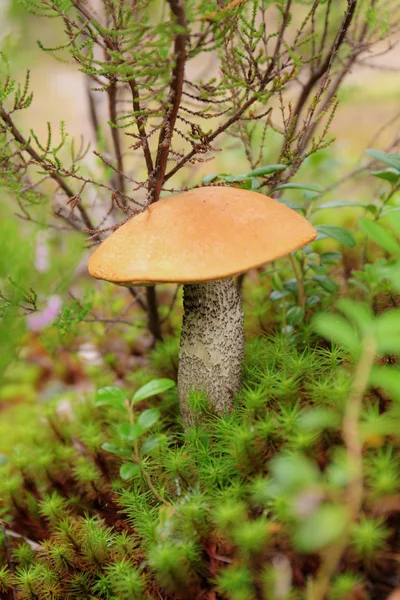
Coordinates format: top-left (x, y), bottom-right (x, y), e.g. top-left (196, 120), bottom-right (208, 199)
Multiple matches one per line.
top-left (127, 79), bottom-right (154, 176)
top-left (107, 80), bottom-right (127, 200)
top-left (307, 335), bottom-right (377, 600)
top-left (85, 75), bottom-right (103, 147)
top-left (293, 0), bottom-right (358, 125)
top-left (150, 0), bottom-right (188, 203)
top-left (82, 316), bottom-right (134, 325)
top-left (160, 284), bottom-right (181, 324)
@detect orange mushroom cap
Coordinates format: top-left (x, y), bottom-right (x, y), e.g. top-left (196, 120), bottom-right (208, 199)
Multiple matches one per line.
top-left (87, 186), bottom-right (317, 285)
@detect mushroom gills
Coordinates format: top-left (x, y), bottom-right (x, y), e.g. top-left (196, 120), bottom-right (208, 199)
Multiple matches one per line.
top-left (178, 278), bottom-right (244, 424)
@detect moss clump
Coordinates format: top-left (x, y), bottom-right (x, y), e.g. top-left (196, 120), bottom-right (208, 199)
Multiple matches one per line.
top-left (0, 333), bottom-right (398, 598)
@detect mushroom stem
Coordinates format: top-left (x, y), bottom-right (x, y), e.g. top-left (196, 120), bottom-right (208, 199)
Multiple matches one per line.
top-left (178, 278), bottom-right (244, 425)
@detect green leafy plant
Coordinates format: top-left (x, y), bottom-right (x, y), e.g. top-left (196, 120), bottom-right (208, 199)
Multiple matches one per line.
top-left (96, 378), bottom-right (175, 489)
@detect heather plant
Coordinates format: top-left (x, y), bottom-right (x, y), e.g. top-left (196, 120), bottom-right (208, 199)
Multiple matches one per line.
top-left (1, 0), bottom-right (398, 345)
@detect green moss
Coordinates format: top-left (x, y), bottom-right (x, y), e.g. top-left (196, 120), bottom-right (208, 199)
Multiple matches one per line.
top-left (0, 329), bottom-right (397, 597)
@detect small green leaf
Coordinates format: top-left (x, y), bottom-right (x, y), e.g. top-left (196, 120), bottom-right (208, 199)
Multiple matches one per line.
top-left (320, 251), bottom-right (342, 264)
top-left (365, 148), bottom-right (400, 170)
top-left (271, 272), bottom-right (284, 291)
top-left (101, 443), bottom-right (131, 457)
top-left (246, 164), bottom-right (286, 177)
top-left (277, 199), bottom-right (304, 212)
top-left (315, 225), bottom-right (356, 248)
top-left (273, 182), bottom-right (322, 193)
top-left (238, 180), bottom-right (253, 190)
top-left (359, 219), bottom-right (400, 255)
top-left (95, 387), bottom-right (127, 409)
top-left (381, 206), bottom-right (400, 217)
top-left (270, 290), bottom-right (291, 301)
top-left (369, 366), bottom-right (400, 401)
top-left (365, 204), bottom-right (378, 215)
top-left (283, 41), bottom-right (303, 67)
top-left (313, 313), bottom-right (359, 354)
top-left (298, 408), bottom-right (340, 432)
top-left (223, 174), bottom-right (250, 182)
top-left (336, 299), bottom-right (374, 333)
top-left (132, 378), bottom-right (176, 403)
top-left (375, 310), bottom-right (400, 354)
top-left (306, 192), bottom-right (322, 201)
top-left (117, 423), bottom-right (144, 442)
top-left (141, 434), bottom-right (163, 455)
top-left (286, 306), bottom-right (304, 325)
top-left (310, 276), bottom-right (338, 293)
top-left (270, 454), bottom-right (320, 492)
top-left (138, 408), bottom-right (160, 430)
top-left (283, 279), bottom-right (299, 293)
top-left (294, 504), bottom-right (349, 552)
top-left (305, 295), bottom-right (320, 307)
top-left (120, 462), bottom-right (141, 481)
top-left (309, 263), bottom-right (327, 275)
top-left (315, 200), bottom-right (371, 211)
top-left (371, 169), bottom-right (400, 184)
top-left (202, 174), bottom-right (218, 184)
top-left (386, 213), bottom-right (400, 238)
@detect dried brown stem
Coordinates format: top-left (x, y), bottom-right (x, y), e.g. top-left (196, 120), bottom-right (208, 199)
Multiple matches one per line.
top-left (107, 80), bottom-right (127, 200)
top-left (85, 75), bottom-right (103, 147)
top-left (292, 0), bottom-right (357, 125)
top-left (150, 0), bottom-right (188, 203)
top-left (127, 79), bottom-right (154, 176)
top-left (128, 287), bottom-right (147, 312)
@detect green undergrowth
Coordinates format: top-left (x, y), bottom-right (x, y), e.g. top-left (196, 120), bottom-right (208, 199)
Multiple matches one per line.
top-left (0, 330), bottom-right (399, 599)
top-left (2, 152), bottom-right (400, 598)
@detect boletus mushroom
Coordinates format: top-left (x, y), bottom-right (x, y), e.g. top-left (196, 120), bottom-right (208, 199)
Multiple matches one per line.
top-left (88, 187), bottom-right (317, 425)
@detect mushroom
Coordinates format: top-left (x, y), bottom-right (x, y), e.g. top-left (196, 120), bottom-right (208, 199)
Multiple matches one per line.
top-left (88, 186), bottom-right (317, 424)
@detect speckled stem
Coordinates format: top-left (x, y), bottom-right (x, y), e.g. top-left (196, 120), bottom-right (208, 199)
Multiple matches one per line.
top-left (178, 278), bottom-right (244, 425)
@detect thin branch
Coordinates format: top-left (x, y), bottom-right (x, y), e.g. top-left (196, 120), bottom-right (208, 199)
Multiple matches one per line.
top-left (128, 287), bottom-right (147, 312)
top-left (69, 0), bottom-right (114, 50)
top-left (289, 253), bottom-right (305, 309)
top-left (107, 80), bottom-right (127, 200)
top-left (85, 75), bottom-right (103, 147)
top-left (261, 0), bottom-right (292, 87)
top-left (319, 114), bottom-right (400, 196)
top-left (82, 317), bottom-right (134, 325)
top-left (307, 335), bottom-right (377, 600)
top-left (316, 0), bottom-right (333, 70)
top-left (127, 79), bottom-right (154, 175)
top-left (292, 0), bottom-right (357, 124)
top-left (160, 284), bottom-right (181, 324)
top-left (149, 0), bottom-right (188, 203)
top-left (0, 107), bottom-right (94, 230)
